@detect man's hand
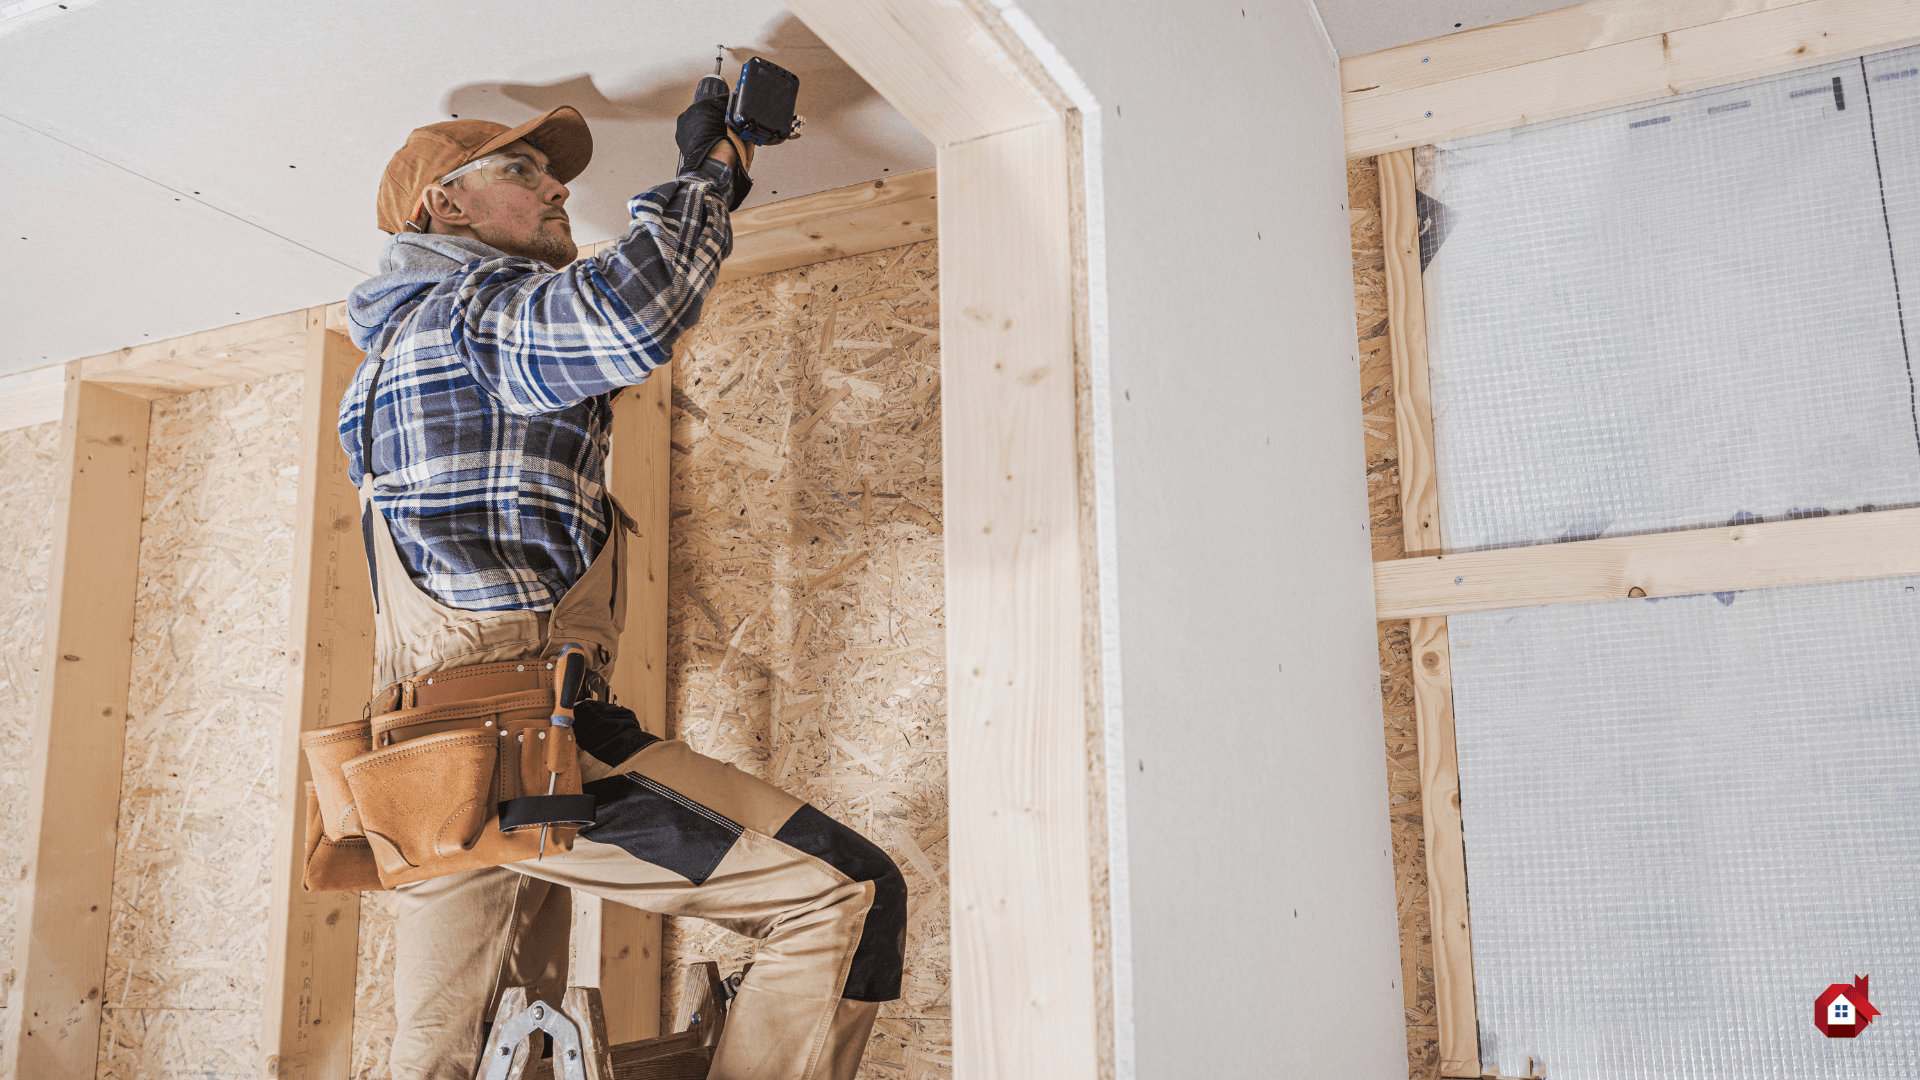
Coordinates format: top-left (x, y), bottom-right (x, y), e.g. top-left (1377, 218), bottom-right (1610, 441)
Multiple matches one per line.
top-left (675, 97), bottom-right (753, 210)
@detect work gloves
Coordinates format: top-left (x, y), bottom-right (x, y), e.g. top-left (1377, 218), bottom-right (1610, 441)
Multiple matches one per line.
top-left (571, 699), bottom-right (659, 769)
top-left (676, 96), bottom-right (754, 211)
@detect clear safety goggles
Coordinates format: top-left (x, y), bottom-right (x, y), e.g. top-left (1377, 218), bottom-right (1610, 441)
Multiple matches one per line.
top-left (438, 152), bottom-right (555, 190)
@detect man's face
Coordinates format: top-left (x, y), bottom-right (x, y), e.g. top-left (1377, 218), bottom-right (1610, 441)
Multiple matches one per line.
top-left (429, 140), bottom-right (577, 266)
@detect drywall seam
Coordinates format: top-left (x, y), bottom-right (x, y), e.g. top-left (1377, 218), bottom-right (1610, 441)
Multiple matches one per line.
top-left (1304, 0), bottom-right (1339, 70)
top-left (0, 109), bottom-right (368, 275)
top-left (980, 6), bottom-right (1132, 1079)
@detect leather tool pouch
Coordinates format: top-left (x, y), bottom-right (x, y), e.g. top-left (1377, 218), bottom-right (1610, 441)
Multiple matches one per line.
top-left (298, 662), bottom-right (598, 892)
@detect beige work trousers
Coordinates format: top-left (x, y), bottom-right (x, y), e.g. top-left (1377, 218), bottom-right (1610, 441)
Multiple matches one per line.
top-left (361, 480), bottom-right (902, 1080)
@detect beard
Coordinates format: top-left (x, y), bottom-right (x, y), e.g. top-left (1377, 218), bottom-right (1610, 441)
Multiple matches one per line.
top-left (519, 219), bottom-right (578, 268)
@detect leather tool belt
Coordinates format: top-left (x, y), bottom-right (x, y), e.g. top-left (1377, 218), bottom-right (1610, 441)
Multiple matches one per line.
top-left (298, 658), bottom-right (600, 892)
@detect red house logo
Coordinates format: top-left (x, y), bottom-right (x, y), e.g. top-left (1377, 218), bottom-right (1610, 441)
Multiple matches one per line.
top-left (1814, 976), bottom-right (1880, 1038)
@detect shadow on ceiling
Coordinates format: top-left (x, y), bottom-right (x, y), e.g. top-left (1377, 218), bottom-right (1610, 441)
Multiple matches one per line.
top-left (443, 14), bottom-right (910, 234)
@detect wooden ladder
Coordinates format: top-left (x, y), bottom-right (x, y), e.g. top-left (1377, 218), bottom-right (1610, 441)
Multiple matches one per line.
top-left (481, 962), bottom-right (731, 1080)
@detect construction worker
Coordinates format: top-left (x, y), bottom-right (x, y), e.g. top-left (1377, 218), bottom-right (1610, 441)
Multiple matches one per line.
top-left (337, 98), bottom-right (904, 1080)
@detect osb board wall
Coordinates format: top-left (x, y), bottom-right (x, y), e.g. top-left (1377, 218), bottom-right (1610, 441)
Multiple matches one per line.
top-left (95, 373), bottom-right (302, 1079)
top-left (1349, 155), bottom-right (1436, 1080)
top-left (350, 891), bottom-right (399, 1079)
top-left (661, 238), bottom-right (951, 1080)
top-left (0, 421), bottom-right (62, 1064)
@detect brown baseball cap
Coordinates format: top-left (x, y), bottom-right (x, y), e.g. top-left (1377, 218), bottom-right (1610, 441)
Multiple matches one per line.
top-left (375, 105), bottom-right (593, 234)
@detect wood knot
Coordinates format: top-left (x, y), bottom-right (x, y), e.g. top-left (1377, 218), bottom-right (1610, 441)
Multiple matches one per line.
top-left (1628, 586), bottom-right (1646, 598)
top-left (1421, 650), bottom-right (1441, 671)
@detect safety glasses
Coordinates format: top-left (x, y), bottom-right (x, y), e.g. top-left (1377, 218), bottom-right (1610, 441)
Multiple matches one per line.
top-left (438, 152), bottom-right (554, 190)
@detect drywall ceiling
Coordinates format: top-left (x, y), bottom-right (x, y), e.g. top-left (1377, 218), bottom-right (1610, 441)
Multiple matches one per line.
top-left (1314, 0), bottom-right (1572, 57)
top-left (0, 0), bottom-right (931, 375)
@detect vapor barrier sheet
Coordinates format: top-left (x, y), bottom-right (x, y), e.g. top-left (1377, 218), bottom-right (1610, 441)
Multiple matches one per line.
top-left (1422, 42), bottom-right (1920, 1080)
top-left (1423, 48), bottom-right (1920, 552)
top-left (1451, 580), bottom-right (1920, 1078)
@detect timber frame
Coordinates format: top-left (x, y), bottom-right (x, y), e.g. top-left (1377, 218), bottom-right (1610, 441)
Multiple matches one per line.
top-left (5, 1), bottom-right (1111, 1075)
top-left (1358, 1), bottom-right (1920, 1076)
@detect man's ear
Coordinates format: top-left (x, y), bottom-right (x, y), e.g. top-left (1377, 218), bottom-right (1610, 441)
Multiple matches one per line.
top-left (420, 185), bottom-right (472, 229)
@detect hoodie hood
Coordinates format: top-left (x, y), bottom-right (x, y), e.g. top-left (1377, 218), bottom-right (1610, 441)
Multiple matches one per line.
top-left (345, 233), bottom-right (511, 352)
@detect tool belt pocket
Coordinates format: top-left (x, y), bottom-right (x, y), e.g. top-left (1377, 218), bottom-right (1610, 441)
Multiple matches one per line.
top-left (298, 686), bottom-right (594, 891)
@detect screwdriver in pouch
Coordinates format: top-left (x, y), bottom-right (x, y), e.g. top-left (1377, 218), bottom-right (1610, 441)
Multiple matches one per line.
top-left (539, 642), bottom-right (589, 860)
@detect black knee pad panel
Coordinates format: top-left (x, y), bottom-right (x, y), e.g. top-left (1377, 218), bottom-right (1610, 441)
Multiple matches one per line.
top-left (773, 804), bottom-right (907, 1001)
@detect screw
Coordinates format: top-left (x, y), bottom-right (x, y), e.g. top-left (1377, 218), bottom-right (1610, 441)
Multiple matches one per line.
top-left (1426, 111), bottom-right (1434, 118)
top-left (568, 1049), bottom-right (579, 1060)
top-left (1454, 576), bottom-right (1463, 584)
top-left (1422, 56), bottom-right (1429, 62)
top-left (533, 1004), bottom-right (545, 1019)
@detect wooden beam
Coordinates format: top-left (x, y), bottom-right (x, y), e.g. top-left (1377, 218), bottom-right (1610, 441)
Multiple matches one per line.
top-left (1374, 508), bottom-right (1920, 620)
top-left (940, 120), bottom-right (1097, 1079)
top-left (1409, 618), bottom-right (1481, 1080)
top-left (1380, 150), bottom-right (1439, 559)
top-left (591, 361), bottom-right (676, 1044)
top-left (720, 168), bottom-right (938, 281)
top-left (782, 3), bottom-right (1056, 147)
top-left (1380, 150), bottom-right (1480, 1076)
top-left (0, 365), bottom-right (68, 436)
top-left (1341, 0), bottom-right (1801, 99)
top-left (1, 376), bottom-right (150, 1080)
top-left (263, 317), bottom-right (374, 1080)
top-left (1343, 0), bottom-right (1920, 157)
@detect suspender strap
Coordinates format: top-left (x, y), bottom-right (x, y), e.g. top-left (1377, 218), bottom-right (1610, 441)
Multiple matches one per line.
top-left (359, 348), bottom-right (392, 613)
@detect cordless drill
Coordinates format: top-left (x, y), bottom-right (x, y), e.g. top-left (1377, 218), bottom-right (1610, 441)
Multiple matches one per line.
top-left (698, 48), bottom-right (804, 145)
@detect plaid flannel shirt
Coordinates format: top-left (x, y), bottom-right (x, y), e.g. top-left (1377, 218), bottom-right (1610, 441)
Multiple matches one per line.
top-left (338, 159), bottom-right (733, 611)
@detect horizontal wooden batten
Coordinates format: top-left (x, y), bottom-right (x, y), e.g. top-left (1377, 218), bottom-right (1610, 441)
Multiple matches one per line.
top-left (1343, 0), bottom-right (1920, 157)
top-left (1374, 507), bottom-right (1920, 619)
top-left (1341, 0), bottom-right (1803, 99)
top-left (720, 167), bottom-right (936, 280)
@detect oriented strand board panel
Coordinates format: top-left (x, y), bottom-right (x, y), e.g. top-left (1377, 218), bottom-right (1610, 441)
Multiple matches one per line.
top-left (349, 892), bottom-right (400, 1079)
top-left (1349, 155), bottom-right (1439, 1080)
top-left (659, 240), bottom-right (952, 1079)
top-left (0, 421), bottom-right (62, 1060)
top-left (97, 373), bottom-right (301, 1078)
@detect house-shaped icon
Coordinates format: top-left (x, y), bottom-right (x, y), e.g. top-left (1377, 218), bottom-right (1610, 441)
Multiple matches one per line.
top-left (1815, 976), bottom-right (1881, 1038)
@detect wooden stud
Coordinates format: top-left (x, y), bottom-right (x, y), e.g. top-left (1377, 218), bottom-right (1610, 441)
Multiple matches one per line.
top-left (1, 375), bottom-right (150, 1080)
top-left (1409, 618), bottom-right (1481, 1079)
top-left (1343, 0), bottom-right (1920, 157)
top-left (591, 367), bottom-right (674, 1042)
top-left (263, 318), bottom-right (374, 1080)
top-left (1381, 149), bottom-right (1440, 559)
top-left (1374, 506), bottom-right (1920, 620)
top-left (1381, 148), bottom-right (1481, 1076)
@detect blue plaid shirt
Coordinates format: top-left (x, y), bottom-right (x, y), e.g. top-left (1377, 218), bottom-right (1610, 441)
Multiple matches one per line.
top-left (339, 159), bottom-right (733, 611)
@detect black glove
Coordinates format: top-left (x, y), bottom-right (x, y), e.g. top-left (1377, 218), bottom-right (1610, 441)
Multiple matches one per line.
top-left (675, 97), bottom-right (753, 211)
top-left (571, 699), bottom-right (660, 768)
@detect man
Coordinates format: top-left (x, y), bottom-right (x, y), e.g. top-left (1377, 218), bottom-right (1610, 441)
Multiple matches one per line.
top-left (338, 97), bottom-right (903, 1080)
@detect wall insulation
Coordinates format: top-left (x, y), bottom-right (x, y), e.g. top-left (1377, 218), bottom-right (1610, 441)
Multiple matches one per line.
top-left (345, 240), bottom-right (949, 1079)
top-left (95, 373), bottom-right (301, 1079)
top-left (1414, 39), bottom-right (1920, 1080)
top-left (0, 421), bottom-right (62, 1068)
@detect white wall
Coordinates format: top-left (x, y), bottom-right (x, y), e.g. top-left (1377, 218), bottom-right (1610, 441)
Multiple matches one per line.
top-left (1007, 1), bottom-right (1404, 1076)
